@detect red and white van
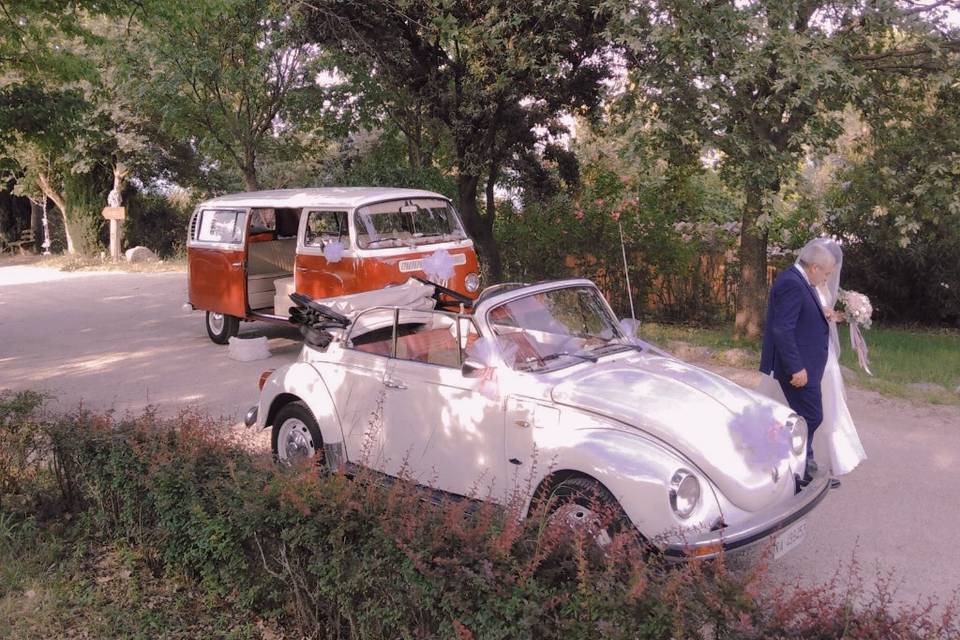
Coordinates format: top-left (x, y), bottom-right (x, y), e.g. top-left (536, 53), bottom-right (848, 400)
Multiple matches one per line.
top-left (186, 188), bottom-right (481, 343)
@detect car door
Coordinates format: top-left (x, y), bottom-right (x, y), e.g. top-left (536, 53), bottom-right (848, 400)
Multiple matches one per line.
top-left (380, 310), bottom-right (507, 501)
top-left (187, 208), bottom-right (248, 317)
top-left (323, 307), bottom-right (397, 467)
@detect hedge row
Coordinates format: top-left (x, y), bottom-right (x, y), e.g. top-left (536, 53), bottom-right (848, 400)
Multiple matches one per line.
top-left (1, 391), bottom-right (956, 639)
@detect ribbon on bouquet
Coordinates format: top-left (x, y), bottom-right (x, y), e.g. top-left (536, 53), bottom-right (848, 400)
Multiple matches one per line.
top-left (849, 322), bottom-right (873, 376)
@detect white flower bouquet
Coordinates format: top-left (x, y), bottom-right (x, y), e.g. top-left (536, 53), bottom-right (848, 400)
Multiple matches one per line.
top-left (838, 289), bottom-right (873, 329)
top-left (837, 289), bottom-right (874, 374)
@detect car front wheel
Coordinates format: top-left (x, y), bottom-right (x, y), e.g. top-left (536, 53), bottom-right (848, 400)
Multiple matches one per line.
top-left (543, 476), bottom-right (634, 549)
top-left (205, 311), bottom-right (240, 344)
top-left (272, 401), bottom-right (324, 466)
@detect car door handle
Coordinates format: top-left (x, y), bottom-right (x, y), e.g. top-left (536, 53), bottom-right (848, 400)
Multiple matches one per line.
top-left (384, 379), bottom-right (407, 390)
top-left (231, 261), bottom-right (243, 268)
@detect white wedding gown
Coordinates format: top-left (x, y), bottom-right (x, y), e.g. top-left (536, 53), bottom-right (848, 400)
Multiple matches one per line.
top-left (813, 329), bottom-right (868, 475)
top-left (758, 287), bottom-right (867, 476)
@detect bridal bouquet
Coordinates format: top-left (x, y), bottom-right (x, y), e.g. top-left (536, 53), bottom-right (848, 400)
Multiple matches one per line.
top-left (838, 289), bottom-right (873, 329)
top-left (837, 289), bottom-right (874, 375)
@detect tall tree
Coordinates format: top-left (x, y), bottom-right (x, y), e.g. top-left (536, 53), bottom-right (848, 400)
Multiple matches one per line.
top-left (127, 0), bottom-right (325, 191)
top-left (0, 1), bottom-right (124, 253)
top-left (620, 0), bottom-right (960, 338)
top-left (303, 0), bottom-right (616, 280)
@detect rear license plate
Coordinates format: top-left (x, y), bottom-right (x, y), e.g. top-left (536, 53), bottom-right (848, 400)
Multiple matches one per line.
top-left (772, 518), bottom-right (807, 560)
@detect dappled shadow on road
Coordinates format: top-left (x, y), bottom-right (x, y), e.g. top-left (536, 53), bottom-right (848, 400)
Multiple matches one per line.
top-left (0, 271), bottom-right (304, 422)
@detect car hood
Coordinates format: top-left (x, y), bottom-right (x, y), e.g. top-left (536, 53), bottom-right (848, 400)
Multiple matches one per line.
top-left (550, 353), bottom-right (799, 512)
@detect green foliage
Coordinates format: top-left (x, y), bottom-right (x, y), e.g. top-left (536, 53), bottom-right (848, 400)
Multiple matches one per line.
top-left (123, 0), bottom-right (328, 191)
top-left (123, 189), bottom-right (193, 258)
top-left (324, 130), bottom-right (458, 200)
top-left (62, 168), bottom-right (108, 256)
top-left (615, 0), bottom-right (960, 334)
top-left (498, 130), bottom-right (742, 322)
top-left (0, 391), bottom-right (49, 511)
top-left (303, 0), bottom-right (618, 278)
top-left (824, 85), bottom-right (960, 325)
top-left (2, 401), bottom-right (958, 638)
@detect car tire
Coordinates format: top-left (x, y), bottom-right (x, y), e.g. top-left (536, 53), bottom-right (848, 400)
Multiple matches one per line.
top-left (272, 401), bottom-right (325, 467)
top-left (542, 476), bottom-right (634, 549)
top-left (205, 311), bottom-right (240, 344)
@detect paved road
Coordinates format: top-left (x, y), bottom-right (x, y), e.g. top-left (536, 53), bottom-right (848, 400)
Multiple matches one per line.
top-left (1, 265), bottom-right (958, 610)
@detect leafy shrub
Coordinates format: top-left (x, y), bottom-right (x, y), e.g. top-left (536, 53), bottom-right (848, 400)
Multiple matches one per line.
top-left (4, 395), bottom-right (957, 639)
top-left (123, 189), bottom-right (193, 258)
top-left (0, 390), bottom-right (49, 511)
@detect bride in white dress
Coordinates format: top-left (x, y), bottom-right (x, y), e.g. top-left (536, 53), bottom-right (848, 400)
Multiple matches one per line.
top-left (760, 238), bottom-right (867, 477)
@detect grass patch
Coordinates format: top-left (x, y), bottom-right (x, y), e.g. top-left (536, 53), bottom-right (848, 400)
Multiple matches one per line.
top-left (639, 321), bottom-right (960, 405)
top-left (0, 530), bottom-right (265, 639)
top-left (45, 254), bottom-right (186, 273)
top-left (836, 324), bottom-right (960, 404)
top-left (0, 253), bottom-right (186, 273)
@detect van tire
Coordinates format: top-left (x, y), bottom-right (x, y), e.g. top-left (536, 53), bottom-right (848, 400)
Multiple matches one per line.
top-left (205, 311), bottom-right (240, 344)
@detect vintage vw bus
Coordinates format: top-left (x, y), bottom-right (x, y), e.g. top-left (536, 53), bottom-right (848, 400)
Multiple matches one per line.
top-left (186, 188), bottom-right (481, 343)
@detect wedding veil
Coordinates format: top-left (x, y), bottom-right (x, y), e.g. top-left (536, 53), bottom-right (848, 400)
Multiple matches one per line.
top-left (796, 237), bottom-right (843, 354)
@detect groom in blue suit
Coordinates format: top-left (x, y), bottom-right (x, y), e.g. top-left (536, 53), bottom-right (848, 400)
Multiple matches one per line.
top-left (760, 242), bottom-right (837, 483)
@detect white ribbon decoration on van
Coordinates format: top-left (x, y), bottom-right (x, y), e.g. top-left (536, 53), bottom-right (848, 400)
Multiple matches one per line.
top-left (422, 249), bottom-right (456, 283)
top-left (323, 240), bottom-right (345, 263)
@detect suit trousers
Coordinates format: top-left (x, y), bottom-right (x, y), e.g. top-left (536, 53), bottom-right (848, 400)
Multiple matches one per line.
top-left (779, 379), bottom-right (824, 459)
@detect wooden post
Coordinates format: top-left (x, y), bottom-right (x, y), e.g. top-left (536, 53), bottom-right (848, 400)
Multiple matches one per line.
top-left (102, 207), bottom-right (126, 261)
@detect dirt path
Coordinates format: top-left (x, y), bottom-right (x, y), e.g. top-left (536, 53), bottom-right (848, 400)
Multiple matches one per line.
top-left (2, 264), bottom-right (958, 609)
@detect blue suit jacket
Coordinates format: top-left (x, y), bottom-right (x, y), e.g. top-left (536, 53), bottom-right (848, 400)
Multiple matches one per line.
top-left (760, 265), bottom-right (830, 386)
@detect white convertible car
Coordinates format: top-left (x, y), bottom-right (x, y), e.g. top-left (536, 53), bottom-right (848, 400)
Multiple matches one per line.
top-left (246, 278), bottom-right (830, 559)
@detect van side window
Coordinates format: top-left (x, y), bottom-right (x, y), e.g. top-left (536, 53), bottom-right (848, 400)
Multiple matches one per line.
top-left (249, 209), bottom-right (276, 234)
top-left (305, 211), bottom-right (348, 247)
top-left (197, 210), bottom-right (245, 244)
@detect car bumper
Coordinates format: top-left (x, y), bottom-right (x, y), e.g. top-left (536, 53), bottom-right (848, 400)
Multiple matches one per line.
top-left (663, 468), bottom-right (831, 560)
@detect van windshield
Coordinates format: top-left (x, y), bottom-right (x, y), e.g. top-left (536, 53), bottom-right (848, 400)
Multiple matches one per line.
top-left (355, 199), bottom-right (467, 249)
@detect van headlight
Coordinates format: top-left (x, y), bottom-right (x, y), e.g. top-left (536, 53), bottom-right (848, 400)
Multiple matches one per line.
top-left (669, 469), bottom-right (700, 519)
top-left (465, 272), bottom-right (481, 292)
top-left (787, 415), bottom-right (806, 455)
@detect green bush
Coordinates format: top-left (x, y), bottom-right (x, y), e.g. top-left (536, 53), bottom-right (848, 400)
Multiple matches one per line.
top-left (3, 393), bottom-right (957, 639)
top-left (122, 189), bottom-right (193, 258)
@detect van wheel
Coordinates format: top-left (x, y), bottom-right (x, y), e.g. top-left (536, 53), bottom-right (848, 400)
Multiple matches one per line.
top-left (272, 401), bottom-right (324, 466)
top-left (206, 311), bottom-right (240, 344)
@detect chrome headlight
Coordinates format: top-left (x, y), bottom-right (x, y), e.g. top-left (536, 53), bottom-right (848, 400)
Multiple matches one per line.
top-left (464, 272), bottom-right (481, 293)
top-left (669, 469), bottom-right (700, 519)
top-left (787, 415), bottom-right (806, 455)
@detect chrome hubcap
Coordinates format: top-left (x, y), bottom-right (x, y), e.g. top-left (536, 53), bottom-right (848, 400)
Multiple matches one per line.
top-left (278, 418), bottom-right (314, 463)
top-left (551, 503), bottom-right (612, 547)
top-left (208, 312), bottom-right (225, 334)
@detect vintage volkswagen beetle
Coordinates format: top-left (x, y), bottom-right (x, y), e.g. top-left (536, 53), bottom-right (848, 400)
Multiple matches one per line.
top-left (246, 278), bottom-right (830, 559)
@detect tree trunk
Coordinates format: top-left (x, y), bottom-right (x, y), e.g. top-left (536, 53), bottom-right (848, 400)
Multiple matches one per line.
top-left (483, 164), bottom-right (503, 281)
top-left (36, 172), bottom-right (75, 254)
top-left (29, 199), bottom-right (42, 253)
top-left (242, 148), bottom-right (259, 191)
top-left (734, 182), bottom-right (770, 341)
top-left (457, 173), bottom-right (502, 282)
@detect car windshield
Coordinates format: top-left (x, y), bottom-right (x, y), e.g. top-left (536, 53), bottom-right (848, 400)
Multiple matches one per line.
top-left (355, 199), bottom-right (468, 249)
top-left (487, 286), bottom-right (627, 371)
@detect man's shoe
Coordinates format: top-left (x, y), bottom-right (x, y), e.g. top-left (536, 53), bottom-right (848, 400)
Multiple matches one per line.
top-left (829, 478), bottom-right (841, 489)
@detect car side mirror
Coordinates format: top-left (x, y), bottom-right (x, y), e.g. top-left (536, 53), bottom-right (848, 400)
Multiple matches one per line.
top-left (461, 357), bottom-right (487, 378)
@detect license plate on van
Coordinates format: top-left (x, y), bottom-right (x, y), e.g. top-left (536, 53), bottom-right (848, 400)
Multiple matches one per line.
top-left (773, 518), bottom-right (807, 559)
